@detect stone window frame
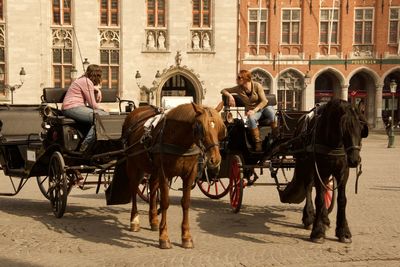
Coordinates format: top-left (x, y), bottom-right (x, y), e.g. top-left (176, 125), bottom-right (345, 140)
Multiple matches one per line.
top-left (144, 0), bottom-right (169, 52)
top-left (353, 8), bottom-right (374, 45)
top-left (389, 7), bottom-right (400, 45)
top-left (100, 0), bottom-right (119, 27)
top-left (319, 8), bottom-right (340, 45)
top-left (189, 0), bottom-right (214, 53)
top-left (277, 70), bottom-right (304, 111)
top-left (281, 8), bottom-right (301, 45)
top-left (99, 29), bottom-right (120, 91)
top-left (52, 0), bottom-right (72, 26)
top-left (52, 28), bottom-right (74, 88)
top-left (248, 8), bottom-right (268, 47)
top-left (147, 0), bottom-right (166, 27)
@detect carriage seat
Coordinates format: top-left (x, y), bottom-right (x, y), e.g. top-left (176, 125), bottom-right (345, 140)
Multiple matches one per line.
top-left (223, 91), bottom-right (277, 127)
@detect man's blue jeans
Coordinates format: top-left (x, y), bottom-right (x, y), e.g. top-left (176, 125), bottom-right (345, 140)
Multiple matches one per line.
top-left (63, 106), bottom-right (108, 145)
top-left (247, 106), bottom-right (275, 129)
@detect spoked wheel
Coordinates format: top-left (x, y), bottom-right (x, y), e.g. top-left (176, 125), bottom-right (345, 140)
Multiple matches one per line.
top-left (325, 176), bottom-right (337, 213)
top-left (37, 176), bottom-right (50, 200)
top-left (48, 151), bottom-right (68, 218)
top-left (229, 154), bottom-right (244, 213)
top-left (197, 171), bottom-right (230, 200)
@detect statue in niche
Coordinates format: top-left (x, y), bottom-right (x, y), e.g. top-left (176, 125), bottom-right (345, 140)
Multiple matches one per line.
top-left (203, 32), bottom-right (211, 50)
top-left (147, 31), bottom-right (155, 49)
top-left (158, 32), bottom-right (166, 50)
top-left (192, 32), bottom-right (200, 50)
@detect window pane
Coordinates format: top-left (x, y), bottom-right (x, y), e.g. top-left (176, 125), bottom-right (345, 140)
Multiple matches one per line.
top-left (193, 0), bottom-right (200, 11)
top-left (53, 49), bottom-right (62, 63)
top-left (364, 21), bottom-right (372, 43)
top-left (260, 22), bottom-right (267, 44)
top-left (292, 22), bottom-right (299, 43)
top-left (282, 22), bottom-right (290, 43)
top-left (101, 0), bottom-right (107, 8)
top-left (64, 66), bottom-right (72, 87)
top-left (203, 14), bottom-right (210, 26)
top-left (101, 67), bottom-right (109, 89)
top-left (53, 66), bottom-right (62, 87)
top-left (64, 11), bottom-right (71, 24)
top-left (390, 9), bottom-right (399, 19)
top-left (111, 0), bottom-right (118, 8)
top-left (331, 22), bottom-right (338, 43)
top-left (100, 50), bottom-right (109, 64)
top-left (110, 50), bottom-right (119, 64)
top-left (365, 9), bottom-right (373, 20)
top-left (355, 9), bottom-right (363, 20)
top-left (321, 10), bottom-right (329, 20)
top-left (158, 14), bottom-right (165, 26)
top-left (148, 14), bottom-right (155, 26)
top-left (101, 12), bottom-right (108, 25)
top-left (282, 10), bottom-right (290, 20)
top-left (320, 22), bottom-right (328, 43)
top-left (111, 13), bottom-right (118, 25)
top-left (249, 22), bottom-right (257, 44)
top-left (389, 22), bottom-right (398, 43)
top-left (63, 49), bottom-right (72, 64)
top-left (333, 10), bottom-right (339, 20)
top-left (53, 0), bottom-right (60, 7)
top-left (260, 10), bottom-right (267, 20)
top-left (193, 13), bottom-right (200, 26)
top-left (53, 12), bottom-right (61, 24)
top-left (354, 22), bottom-right (363, 43)
top-left (111, 67), bottom-right (119, 80)
top-left (0, 48), bottom-right (4, 62)
top-left (249, 10), bottom-right (257, 21)
top-left (148, 0), bottom-right (155, 9)
top-left (203, 0), bottom-right (210, 10)
top-left (292, 10), bottom-right (300, 20)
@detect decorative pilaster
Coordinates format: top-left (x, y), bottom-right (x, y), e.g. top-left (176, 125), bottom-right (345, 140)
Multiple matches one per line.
top-left (375, 84), bottom-right (384, 129)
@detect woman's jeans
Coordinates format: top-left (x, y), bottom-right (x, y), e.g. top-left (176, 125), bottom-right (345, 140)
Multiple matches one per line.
top-left (247, 106), bottom-right (275, 129)
top-left (63, 106), bottom-right (109, 145)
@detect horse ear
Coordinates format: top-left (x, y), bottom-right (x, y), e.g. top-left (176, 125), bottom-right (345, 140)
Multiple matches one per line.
top-left (215, 101), bottom-right (224, 112)
top-left (191, 102), bottom-right (203, 116)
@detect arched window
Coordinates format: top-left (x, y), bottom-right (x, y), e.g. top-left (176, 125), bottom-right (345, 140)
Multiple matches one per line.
top-left (277, 70), bottom-right (304, 110)
top-left (251, 69), bottom-right (271, 93)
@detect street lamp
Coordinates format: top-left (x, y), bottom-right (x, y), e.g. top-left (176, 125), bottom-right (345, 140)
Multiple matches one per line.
top-left (304, 71), bottom-right (311, 87)
top-left (135, 70), bottom-right (161, 105)
top-left (71, 66), bottom-right (78, 80)
top-left (388, 80), bottom-right (397, 148)
top-left (0, 67), bottom-right (26, 104)
top-left (82, 58), bottom-right (90, 72)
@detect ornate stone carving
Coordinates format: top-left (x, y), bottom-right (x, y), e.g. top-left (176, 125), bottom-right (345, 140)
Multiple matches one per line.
top-left (0, 25), bottom-right (5, 47)
top-left (100, 29), bottom-right (120, 48)
top-left (352, 45), bottom-right (374, 58)
top-left (251, 69), bottom-right (271, 90)
top-left (52, 28), bottom-right (73, 48)
top-left (145, 29), bottom-right (168, 51)
top-left (190, 30), bottom-right (213, 52)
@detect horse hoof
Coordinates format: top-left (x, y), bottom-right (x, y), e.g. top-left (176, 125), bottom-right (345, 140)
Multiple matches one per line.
top-left (310, 237), bottom-right (325, 244)
top-left (182, 239), bottom-right (194, 249)
top-left (150, 223), bottom-right (159, 231)
top-left (130, 223), bottom-right (140, 232)
top-left (159, 239), bottom-right (172, 249)
top-left (338, 237), bottom-right (352, 244)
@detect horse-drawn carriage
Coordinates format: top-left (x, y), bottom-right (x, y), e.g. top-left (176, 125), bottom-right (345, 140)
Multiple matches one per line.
top-left (0, 88), bottom-right (134, 218)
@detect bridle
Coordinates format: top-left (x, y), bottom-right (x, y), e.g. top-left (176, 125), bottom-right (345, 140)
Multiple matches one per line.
top-left (193, 108), bottom-right (220, 155)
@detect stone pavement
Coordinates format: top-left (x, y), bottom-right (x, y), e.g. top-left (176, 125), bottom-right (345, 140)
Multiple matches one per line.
top-left (0, 134), bottom-right (399, 267)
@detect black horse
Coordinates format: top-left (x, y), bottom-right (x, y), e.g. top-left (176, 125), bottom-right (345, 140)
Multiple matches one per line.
top-left (286, 99), bottom-right (368, 243)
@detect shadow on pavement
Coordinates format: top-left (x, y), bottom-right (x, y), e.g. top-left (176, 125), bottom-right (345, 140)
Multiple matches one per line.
top-left (0, 197), bottom-right (158, 248)
top-left (369, 186), bottom-right (400, 192)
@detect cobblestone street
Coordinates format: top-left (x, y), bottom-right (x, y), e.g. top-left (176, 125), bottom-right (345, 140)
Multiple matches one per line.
top-left (1, 133), bottom-right (399, 267)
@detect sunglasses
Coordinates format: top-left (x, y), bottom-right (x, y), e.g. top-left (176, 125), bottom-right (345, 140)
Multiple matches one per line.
top-left (237, 76), bottom-right (244, 80)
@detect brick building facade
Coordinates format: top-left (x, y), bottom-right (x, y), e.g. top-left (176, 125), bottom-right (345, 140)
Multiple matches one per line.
top-left (239, 0), bottom-right (400, 127)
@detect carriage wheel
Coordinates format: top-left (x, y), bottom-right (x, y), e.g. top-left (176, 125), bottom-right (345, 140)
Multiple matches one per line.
top-left (229, 155), bottom-right (244, 213)
top-left (197, 171), bottom-right (230, 199)
top-left (325, 176), bottom-right (337, 213)
top-left (48, 151), bottom-right (68, 218)
top-left (37, 176), bottom-right (50, 200)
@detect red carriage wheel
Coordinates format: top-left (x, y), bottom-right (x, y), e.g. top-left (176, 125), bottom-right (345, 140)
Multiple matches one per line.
top-left (324, 176), bottom-right (337, 213)
top-left (229, 154), bottom-right (244, 213)
top-left (197, 176), bottom-right (230, 200)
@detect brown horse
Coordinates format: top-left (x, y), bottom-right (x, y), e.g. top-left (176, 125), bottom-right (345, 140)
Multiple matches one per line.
top-left (123, 103), bottom-right (226, 249)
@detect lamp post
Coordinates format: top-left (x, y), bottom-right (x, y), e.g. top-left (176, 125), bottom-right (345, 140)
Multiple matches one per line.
top-left (0, 67), bottom-right (26, 104)
top-left (388, 80), bottom-right (397, 148)
top-left (304, 71), bottom-right (311, 87)
top-left (82, 58), bottom-right (90, 72)
top-left (135, 70), bottom-right (161, 105)
top-left (71, 66), bottom-right (78, 81)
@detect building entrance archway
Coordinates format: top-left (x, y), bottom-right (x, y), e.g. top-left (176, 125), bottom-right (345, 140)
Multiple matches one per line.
top-left (314, 71), bottom-right (341, 103)
top-left (348, 72), bottom-right (376, 125)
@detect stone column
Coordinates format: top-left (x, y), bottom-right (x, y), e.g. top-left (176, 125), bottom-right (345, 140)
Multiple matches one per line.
top-left (340, 84), bottom-right (349, 101)
top-left (375, 84), bottom-right (384, 129)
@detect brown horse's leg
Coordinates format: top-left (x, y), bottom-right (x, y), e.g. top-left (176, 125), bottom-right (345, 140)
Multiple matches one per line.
top-left (181, 171), bottom-right (195, 249)
top-left (149, 174), bottom-right (159, 231)
top-left (129, 166), bottom-right (143, 232)
top-left (158, 173), bottom-right (171, 249)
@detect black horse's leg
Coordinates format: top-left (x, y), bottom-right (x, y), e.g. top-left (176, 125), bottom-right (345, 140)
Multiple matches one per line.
top-left (302, 180), bottom-right (315, 230)
top-left (335, 167), bottom-right (352, 243)
top-left (310, 176), bottom-right (329, 243)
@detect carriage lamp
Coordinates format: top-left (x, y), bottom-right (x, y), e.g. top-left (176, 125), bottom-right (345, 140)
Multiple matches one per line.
top-left (388, 80), bottom-right (397, 148)
top-left (135, 70), bottom-right (161, 104)
top-left (70, 66), bottom-right (78, 80)
top-left (304, 71), bottom-right (311, 86)
top-left (0, 67), bottom-right (26, 104)
top-left (82, 58), bottom-right (90, 72)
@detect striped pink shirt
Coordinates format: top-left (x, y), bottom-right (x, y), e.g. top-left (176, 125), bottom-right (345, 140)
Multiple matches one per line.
top-left (62, 76), bottom-right (99, 110)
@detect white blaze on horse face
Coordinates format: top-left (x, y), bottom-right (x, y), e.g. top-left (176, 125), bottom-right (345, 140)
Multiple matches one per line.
top-left (210, 121), bottom-right (215, 129)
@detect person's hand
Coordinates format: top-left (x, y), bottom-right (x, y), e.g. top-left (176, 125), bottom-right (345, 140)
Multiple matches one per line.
top-left (228, 95), bottom-right (236, 107)
top-left (246, 110), bottom-right (255, 117)
top-left (95, 89), bottom-right (102, 102)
